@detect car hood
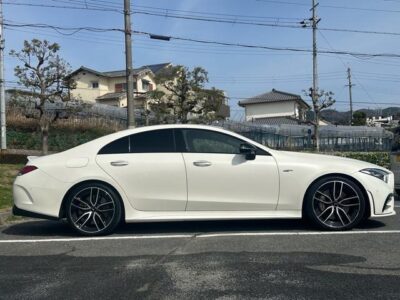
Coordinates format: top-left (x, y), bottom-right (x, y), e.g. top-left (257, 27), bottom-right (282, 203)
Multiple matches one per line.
top-left (271, 150), bottom-right (389, 174)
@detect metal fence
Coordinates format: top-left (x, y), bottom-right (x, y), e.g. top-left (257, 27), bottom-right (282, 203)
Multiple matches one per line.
top-left (6, 97), bottom-right (394, 152)
top-left (217, 120), bottom-right (394, 152)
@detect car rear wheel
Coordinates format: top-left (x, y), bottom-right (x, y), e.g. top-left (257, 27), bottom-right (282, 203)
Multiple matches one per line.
top-left (66, 183), bottom-right (122, 236)
top-left (304, 176), bottom-right (366, 230)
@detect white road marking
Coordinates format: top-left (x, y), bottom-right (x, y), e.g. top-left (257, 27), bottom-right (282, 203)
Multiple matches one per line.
top-left (0, 234), bottom-right (194, 243)
top-left (197, 230), bottom-right (400, 238)
top-left (1, 230), bottom-right (400, 243)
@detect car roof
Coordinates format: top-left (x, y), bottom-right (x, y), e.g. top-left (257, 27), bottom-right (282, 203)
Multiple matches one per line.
top-left (62, 124), bottom-right (273, 157)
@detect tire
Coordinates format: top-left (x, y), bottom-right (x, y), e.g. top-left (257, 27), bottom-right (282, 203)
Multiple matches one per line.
top-left (304, 176), bottom-right (366, 231)
top-left (65, 182), bottom-right (123, 236)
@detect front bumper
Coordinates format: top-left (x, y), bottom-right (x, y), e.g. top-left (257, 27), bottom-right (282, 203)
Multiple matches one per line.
top-left (354, 171), bottom-right (396, 217)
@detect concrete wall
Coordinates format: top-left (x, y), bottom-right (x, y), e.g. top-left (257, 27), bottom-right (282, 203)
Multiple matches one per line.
top-left (245, 101), bottom-right (299, 121)
top-left (70, 72), bottom-right (109, 102)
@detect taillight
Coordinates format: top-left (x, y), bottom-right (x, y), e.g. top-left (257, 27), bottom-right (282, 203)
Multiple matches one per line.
top-left (18, 165), bottom-right (38, 176)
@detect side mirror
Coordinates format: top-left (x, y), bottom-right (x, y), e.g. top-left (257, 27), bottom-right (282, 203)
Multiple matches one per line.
top-left (239, 143), bottom-right (256, 160)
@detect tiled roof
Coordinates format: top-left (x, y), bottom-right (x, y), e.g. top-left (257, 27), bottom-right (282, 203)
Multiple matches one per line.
top-left (239, 89), bottom-right (310, 108)
top-left (143, 63), bottom-right (171, 74)
top-left (96, 92), bottom-right (126, 100)
top-left (69, 63), bottom-right (171, 79)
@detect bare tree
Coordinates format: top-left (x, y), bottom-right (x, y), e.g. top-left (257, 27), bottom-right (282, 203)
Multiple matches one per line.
top-left (305, 88), bottom-right (335, 151)
top-left (10, 39), bottom-right (76, 154)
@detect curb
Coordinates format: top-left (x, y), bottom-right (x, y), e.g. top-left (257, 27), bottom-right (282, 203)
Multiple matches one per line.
top-left (0, 209), bottom-right (12, 225)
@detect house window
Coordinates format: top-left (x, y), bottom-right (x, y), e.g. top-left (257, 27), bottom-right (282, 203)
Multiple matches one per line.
top-left (91, 81), bottom-right (99, 89)
top-left (115, 82), bottom-right (137, 92)
top-left (142, 80), bottom-right (152, 91)
top-left (115, 83), bottom-right (127, 92)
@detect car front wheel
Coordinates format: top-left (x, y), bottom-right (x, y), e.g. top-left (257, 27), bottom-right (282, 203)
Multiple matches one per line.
top-left (66, 183), bottom-right (122, 236)
top-left (304, 176), bottom-right (366, 230)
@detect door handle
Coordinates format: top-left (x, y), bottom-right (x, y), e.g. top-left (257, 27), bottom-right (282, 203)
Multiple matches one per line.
top-left (110, 161), bottom-right (129, 167)
top-left (193, 160), bottom-right (212, 167)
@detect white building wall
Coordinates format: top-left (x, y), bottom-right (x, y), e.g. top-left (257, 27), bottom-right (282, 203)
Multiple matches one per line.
top-left (244, 101), bottom-right (298, 121)
top-left (70, 71), bottom-right (156, 104)
top-left (70, 72), bottom-right (109, 102)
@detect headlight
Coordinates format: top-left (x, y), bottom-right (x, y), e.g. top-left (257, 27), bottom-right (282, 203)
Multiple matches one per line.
top-left (360, 168), bottom-right (389, 183)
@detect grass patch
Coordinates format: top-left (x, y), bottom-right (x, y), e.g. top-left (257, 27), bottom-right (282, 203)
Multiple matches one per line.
top-left (0, 164), bottom-right (23, 210)
top-left (6, 129), bottom-right (111, 152)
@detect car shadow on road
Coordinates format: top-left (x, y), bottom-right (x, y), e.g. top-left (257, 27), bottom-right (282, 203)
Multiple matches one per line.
top-left (0, 217), bottom-right (389, 238)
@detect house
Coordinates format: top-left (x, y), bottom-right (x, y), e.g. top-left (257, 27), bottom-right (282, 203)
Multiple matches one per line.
top-left (367, 115), bottom-right (400, 128)
top-left (238, 89), bottom-right (310, 124)
top-left (68, 63), bottom-right (171, 108)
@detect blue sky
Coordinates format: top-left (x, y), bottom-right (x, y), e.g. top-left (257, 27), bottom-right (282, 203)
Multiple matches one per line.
top-left (4, 0), bottom-right (400, 119)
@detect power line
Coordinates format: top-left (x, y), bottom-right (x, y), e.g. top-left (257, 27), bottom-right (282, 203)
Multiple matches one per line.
top-left (6, 2), bottom-right (400, 37)
top-left (2, 1), bottom-right (123, 13)
top-left (318, 29), bottom-right (377, 105)
top-left (134, 30), bottom-right (400, 59)
top-left (257, 0), bottom-right (400, 13)
top-left (4, 20), bottom-right (400, 59)
top-left (3, 20), bottom-right (124, 34)
top-left (133, 9), bottom-right (400, 36)
top-left (5, 27), bottom-right (313, 57)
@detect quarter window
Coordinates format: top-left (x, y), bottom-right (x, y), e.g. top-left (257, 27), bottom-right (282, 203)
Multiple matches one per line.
top-left (98, 136), bottom-right (129, 154)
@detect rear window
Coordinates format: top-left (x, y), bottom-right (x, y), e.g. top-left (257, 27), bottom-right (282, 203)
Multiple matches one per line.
top-left (130, 129), bottom-right (175, 153)
top-left (98, 129), bottom-right (176, 154)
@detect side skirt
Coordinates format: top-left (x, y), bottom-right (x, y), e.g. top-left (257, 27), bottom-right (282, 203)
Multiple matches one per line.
top-left (125, 210), bottom-right (302, 223)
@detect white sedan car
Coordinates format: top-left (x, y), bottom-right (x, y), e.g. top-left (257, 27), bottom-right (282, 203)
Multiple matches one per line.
top-left (13, 124), bottom-right (396, 235)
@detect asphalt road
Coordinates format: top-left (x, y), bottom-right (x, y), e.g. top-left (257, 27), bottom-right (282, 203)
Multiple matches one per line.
top-left (0, 203), bottom-right (399, 300)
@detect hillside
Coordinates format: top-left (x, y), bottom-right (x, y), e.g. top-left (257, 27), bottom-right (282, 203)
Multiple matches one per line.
top-left (320, 107), bottom-right (400, 124)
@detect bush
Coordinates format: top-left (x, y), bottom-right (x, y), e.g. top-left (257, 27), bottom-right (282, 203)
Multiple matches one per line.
top-left (0, 153), bottom-right (28, 164)
top-left (329, 152), bottom-right (390, 169)
top-left (6, 128), bottom-right (112, 152)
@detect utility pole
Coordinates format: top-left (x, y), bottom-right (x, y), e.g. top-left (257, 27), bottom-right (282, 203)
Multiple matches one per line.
top-left (301, 1), bottom-right (321, 150)
top-left (311, 0), bottom-right (319, 109)
top-left (346, 67), bottom-right (355, 126)
top-left (124, 0), bottom-right (135, 128)
top-left (0, 0), bottom-right (6, 149)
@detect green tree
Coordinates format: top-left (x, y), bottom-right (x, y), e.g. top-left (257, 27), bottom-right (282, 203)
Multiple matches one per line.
top-left (352, 111), bottom-right (367, 126)
top-left (195, 88), bottom-right (226, 122)
top-left (10, 39), bottom-right (76, 154)
top-left (148, 65), bottom-right (224, 124)
top-left (305, 88), bottom-right (335, 151)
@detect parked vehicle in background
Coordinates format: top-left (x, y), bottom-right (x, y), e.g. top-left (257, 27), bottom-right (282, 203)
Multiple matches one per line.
top-left (13, 125), bottom-right (396, 236)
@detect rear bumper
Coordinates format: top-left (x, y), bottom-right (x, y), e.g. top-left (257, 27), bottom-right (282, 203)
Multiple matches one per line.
top-left (13, 205), bottom-right (59, 221)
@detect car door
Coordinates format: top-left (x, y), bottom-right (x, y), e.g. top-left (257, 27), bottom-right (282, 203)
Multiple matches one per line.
top-left (96, 129), bottom-right (187, 211)
top-left (179, 129), bottom-right (279, 211)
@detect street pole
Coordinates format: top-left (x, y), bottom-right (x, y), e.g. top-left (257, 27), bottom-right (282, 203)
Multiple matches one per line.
top-left (124, 0), bottom-right (135, 128)
top-left (346, 67), bottom-right (354, 126)
top-left (0, 0), bottom-right (6, 150)
top-left (310, 0), bottom-right (320, 151)
top-left (311, 0), bottom-right (319, 109)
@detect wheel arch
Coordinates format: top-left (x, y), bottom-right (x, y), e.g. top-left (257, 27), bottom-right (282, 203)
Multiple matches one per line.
top-left (301, 173), bottom-right (371, 219)
top-left (59, 179), bottom-right (126, 221)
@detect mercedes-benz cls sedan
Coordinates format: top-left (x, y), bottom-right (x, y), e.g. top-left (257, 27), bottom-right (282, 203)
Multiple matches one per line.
top-left (13, 124), bottom-right (396, 235)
